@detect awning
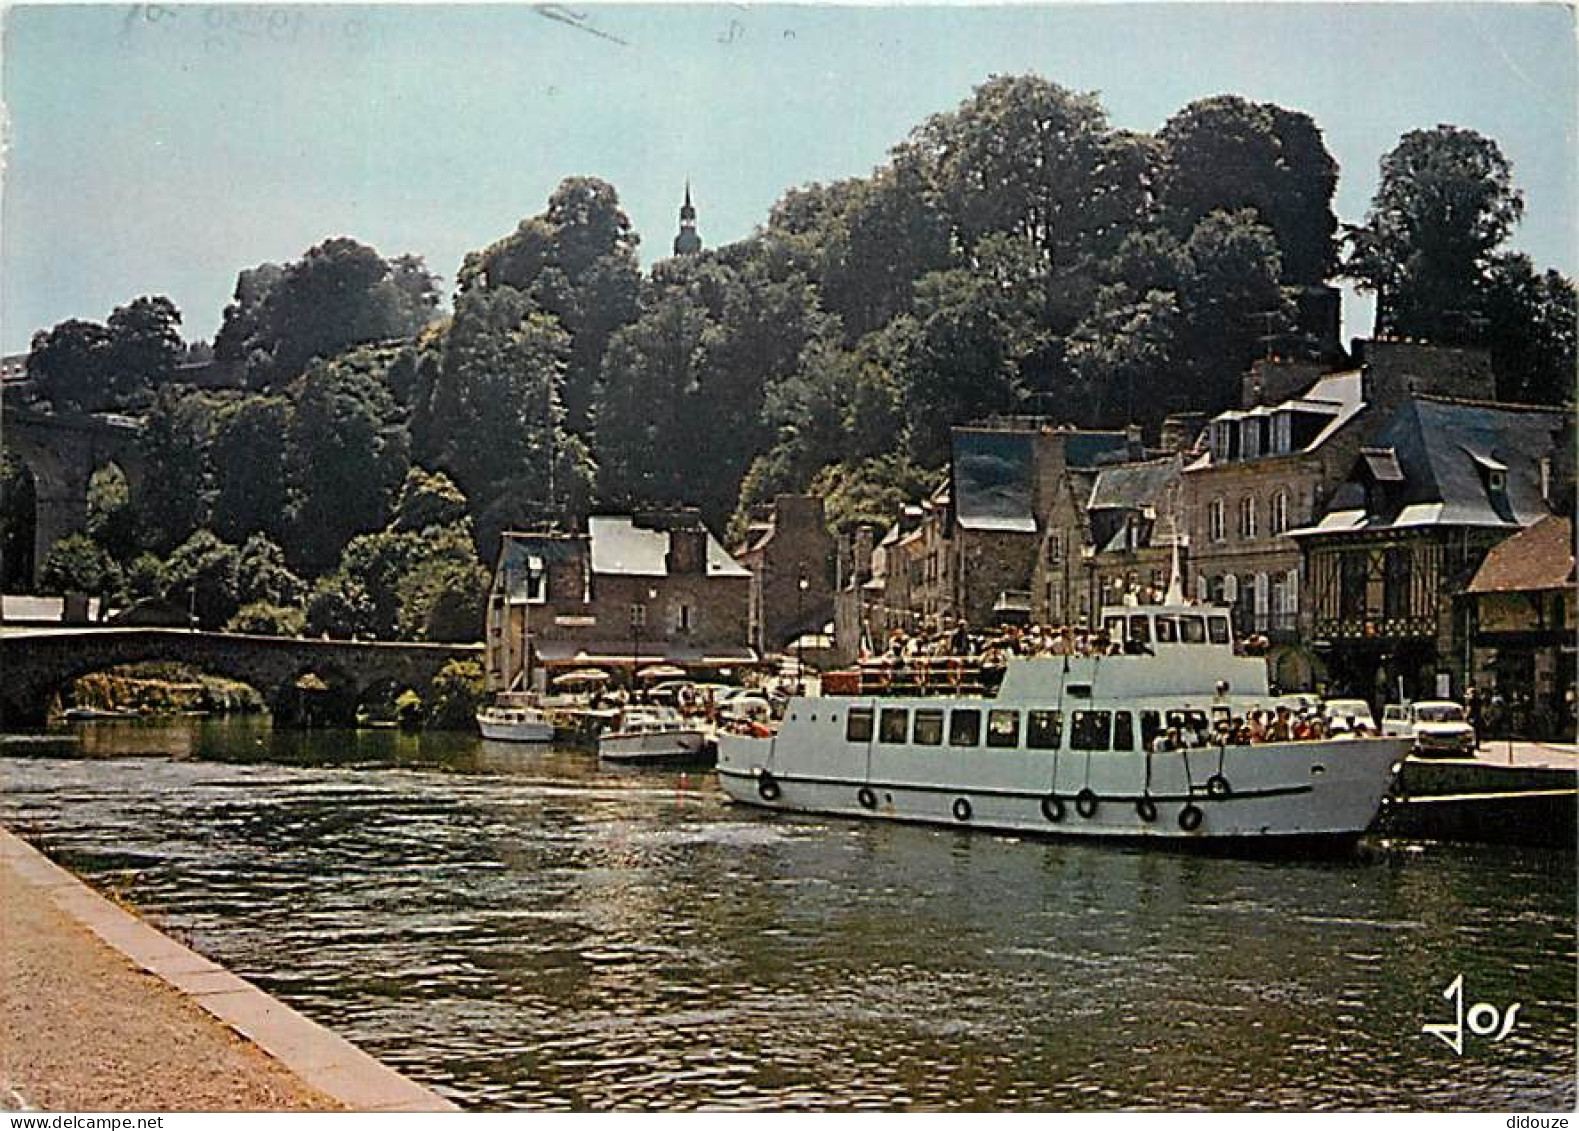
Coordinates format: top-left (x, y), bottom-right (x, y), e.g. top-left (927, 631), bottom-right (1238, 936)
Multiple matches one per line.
top-left (533, 639), bottom-right (759, 667)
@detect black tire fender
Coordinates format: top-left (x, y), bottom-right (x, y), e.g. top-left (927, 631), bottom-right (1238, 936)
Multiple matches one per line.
top-left (952, 797), bottom-right (972, 822)
top-left (757, 771), bottom-right (781, 802)
top-left (1206, 774), bottom-right (1232, 799)
top-left (1179, 803), bottom-right (1204, 832)
top-left (857, 786), bottom-right (877, 810)
top-left (1040, 794), bottom-right (1066, 823)
top-left (1075, 788), bottom-right (1099, 819)
top-left (1136, 797), bottom-right (1158, 823)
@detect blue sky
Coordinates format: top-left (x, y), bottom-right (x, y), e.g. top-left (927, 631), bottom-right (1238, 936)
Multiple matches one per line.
top-left (3, 3), bottom-right (1575, 354)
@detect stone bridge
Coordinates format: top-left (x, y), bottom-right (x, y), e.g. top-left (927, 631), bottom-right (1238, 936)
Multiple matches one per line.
top-left (2, 403), bottom-right (145, 582)
top-left (0, 628), bottom-right (482, 727)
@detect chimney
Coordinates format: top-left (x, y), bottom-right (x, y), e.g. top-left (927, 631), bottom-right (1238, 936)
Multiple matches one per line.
top-left (665, 525), bottom-right (708, 574)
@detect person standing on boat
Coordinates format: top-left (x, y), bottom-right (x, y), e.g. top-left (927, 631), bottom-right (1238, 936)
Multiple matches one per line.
top-left (949, 619), bottom-right (973, 658)
top-left (1268, 706), bottom-right (1293, 742)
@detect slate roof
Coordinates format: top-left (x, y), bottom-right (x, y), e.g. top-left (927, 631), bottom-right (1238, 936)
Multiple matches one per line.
top-left (1291, 396), bottom-right (1566, 537)
top-left (1465, 516), bottom-right (1575, 594)
top-left (952, 427), bottom-right (1131, 533)
top-left (953, 428), bottom-right (1037, 533)
top-left (588, 515), bottom-right (749, 578)
top-left (1088, 456), bottom-right (1181, 512)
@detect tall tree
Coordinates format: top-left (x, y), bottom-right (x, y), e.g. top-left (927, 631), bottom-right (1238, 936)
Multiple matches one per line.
top-left (1158, 96), bottom-right (1339, 285)
top-left (136, 386), bottom-right (213, 555)
top-left (27, 319), bottom-right (113, 412)
top-left (209, 396), bottom-right (291, 544)
top-left (105, 295), bottom-right (185, 401)
top-left (1343, 125), bottom-right (1524, 342)
top-left (284, 351), bottom-right (410, 573)
top-left (1481, 254), bottom-right (1577, 405)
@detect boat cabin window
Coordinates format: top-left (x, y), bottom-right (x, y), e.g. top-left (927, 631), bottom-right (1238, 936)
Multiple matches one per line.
top-left (1140, 710), bottom-right (1164, 750)
top-left (1127, 616), bottom-right (1151, 645)
top-left (1180, 615), bottom-right (1207, 644)
top-left (1208, 615), bottom-right (1230, 644)
top-left (987, 710), bottom-right (1020, 749)
top-left (1113, 711), bottom-right (1135, 752)
top-left (1155, 616), bottom-right (1179, 643)
top-left (1071, 710), bottom-right (1113, 751)
top-left (1026, 709), bottom-right (1062, 750)
top-left (949, 709), bottom-right (981, 747)
top-left (846, 707), bottom-right (874, 743)
top-left (913, 708), bottom-right (944, 746)
top-left (1103, 615), bottom-right (1124, 639)
top-left (879, 708), bottom-right (909, 744)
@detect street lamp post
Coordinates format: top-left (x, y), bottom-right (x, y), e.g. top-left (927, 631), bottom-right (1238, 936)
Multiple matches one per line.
top-left (796, 573), bottom-right (809, 695)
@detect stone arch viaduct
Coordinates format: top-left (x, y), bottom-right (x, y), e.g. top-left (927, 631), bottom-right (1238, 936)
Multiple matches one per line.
top-left (2, 403), bottom-right (145, 582)
top-left (1, 628), bottom-right (481, 727)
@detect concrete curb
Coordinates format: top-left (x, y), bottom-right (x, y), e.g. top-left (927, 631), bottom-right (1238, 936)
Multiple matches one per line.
top-left (0, 827), bottom-right (459, 1113)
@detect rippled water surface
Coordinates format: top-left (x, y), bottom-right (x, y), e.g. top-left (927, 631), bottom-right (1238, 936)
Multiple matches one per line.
top-left (2, 718), bottom-right (1573, 1111)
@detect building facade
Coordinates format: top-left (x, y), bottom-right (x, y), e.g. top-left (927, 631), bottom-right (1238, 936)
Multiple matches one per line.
top-left (485, 511), bottom-right (752, 693)
top-left (734, 494), bottom-right (835, 657)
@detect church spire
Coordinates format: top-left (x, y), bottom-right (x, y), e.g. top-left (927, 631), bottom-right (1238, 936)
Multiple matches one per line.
top-left (673, 181), bottom-right (701, 256)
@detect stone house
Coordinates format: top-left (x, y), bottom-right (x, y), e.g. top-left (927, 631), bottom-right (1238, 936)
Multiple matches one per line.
top-left (734, 494), bottom-right (835, 658)
top-left (1182, 340), bottom-right (1498, 690)
top-left (951, 421), bottom-right (1138, 629)
top-left (485, 511), bottom-right (753, 693)
top-left (1290, 395), bottom-right (1568, 707)
top-left (1080, 454), bottom-right (1186, 616)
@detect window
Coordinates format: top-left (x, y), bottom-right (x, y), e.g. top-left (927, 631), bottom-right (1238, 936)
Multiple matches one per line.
top-left (1340, 552), bottom-right (1368, 619)
top-left (1272, 413), bottom-right (1292, 455)
top-left (913, 708), bottom-right (944, 746)
top-left (1047, 532), bottom-right (1064, 566)
top-left (1238, 496), bottom-right (1257, 540)
top-left (1208, 615), bottom-right (1230, 644)
top-left (677, 603), bottom-right (692, 633)
top-left (1140, 710), bottom-right (1164, 750)
top-left (524, 555), bottom-right (548, 603)
top-left (1113, 711), bottom-right (1135, 751)
top-left (1254, 573), bottom-right (1269, 620)
top-left (1383, 549), bottom-right (1412, 619)
top-left (1071, 710), bottom-right (1113, 751)
top-left (949, 709), bottom-right (981, 747)
top-left (1127, 615), bottom-right (1151, 645)
top-left (879, 708), bottom-right (909, 744)
top-left (987, 710), bottom-right (1020, 748)
top-left (629, 603), bottom-right (647, 629)
top-left (1285, 568), bottom-right (1300, 614)
top-left (1270, 490), bottom-right (1290, 535)
top-left (1180, 616), bottom-right (1207, 643)
top-left (1027, 710), bottom-right (1062, 749)
top-left (1209, 498), bottom-right (1226, 542)
top-left (1155, 615), bottom-right (1179, 643)
top-left (846, 707), bottom-right (874, 743)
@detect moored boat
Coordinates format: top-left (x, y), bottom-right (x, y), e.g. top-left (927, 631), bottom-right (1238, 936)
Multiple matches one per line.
top-left (476, 699), bottom-right (555, 743)
top-left (598, 705), bottom-right (711, 765)
top-left (717, 603), bottom-right (1411, 848)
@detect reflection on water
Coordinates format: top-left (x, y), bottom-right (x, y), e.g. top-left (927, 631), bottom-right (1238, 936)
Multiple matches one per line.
top-left (2, 717), bottom-right (1574, 1111)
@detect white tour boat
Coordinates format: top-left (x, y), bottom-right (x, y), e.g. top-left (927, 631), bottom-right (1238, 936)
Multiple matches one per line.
top-left (598, 705), bottom-right (711, 765)
top-left (476, 698), bottom-right (555, 743)
top-left (717, 603), bottom-right (1411, 848)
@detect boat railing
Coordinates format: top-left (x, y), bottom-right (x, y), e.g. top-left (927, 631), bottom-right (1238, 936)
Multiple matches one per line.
top-left (827, 656), bottom-right (1006, 698)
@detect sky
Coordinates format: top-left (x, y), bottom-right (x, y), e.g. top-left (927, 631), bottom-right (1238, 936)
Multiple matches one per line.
top-left (2, 2), bottom-right (1575, 355)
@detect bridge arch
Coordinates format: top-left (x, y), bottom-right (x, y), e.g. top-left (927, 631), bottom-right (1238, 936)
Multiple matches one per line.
top-left (0, 404), bottom-right (144, 584)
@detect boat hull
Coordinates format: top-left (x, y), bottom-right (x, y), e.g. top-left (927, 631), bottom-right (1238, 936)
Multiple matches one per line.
top-left (476, 714), bottom-right (554, 743)
top-left (716, 732), bottom-right (1410, 843)
top-left (599, 728), bottom-right (711, 765)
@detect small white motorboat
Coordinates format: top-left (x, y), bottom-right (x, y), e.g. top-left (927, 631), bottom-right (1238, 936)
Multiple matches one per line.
top-left (598, 705), bottom-right (711, 765)
top-left (476, 702), bottom-right (554, 743)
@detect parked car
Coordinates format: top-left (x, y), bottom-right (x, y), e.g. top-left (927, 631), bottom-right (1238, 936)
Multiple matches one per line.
top-left (1323, 698), bottom-right (1377, 734)
top-left (1381, 700), bottom-right (1478, 757)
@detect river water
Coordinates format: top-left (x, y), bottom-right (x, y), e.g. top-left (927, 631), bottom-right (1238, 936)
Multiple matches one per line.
top-left (2, 717), bottom-right (1573, 1111)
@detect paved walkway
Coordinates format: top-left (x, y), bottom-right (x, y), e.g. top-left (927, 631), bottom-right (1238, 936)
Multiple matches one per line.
top-left (1466, 740), bottom-right (1578, 772)
top-left (0, 828), bottom-right (456, 1112)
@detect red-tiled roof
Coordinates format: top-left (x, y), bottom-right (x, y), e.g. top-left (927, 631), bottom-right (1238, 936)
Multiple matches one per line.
top-left (1464, 515), bottom-right (1575, 594)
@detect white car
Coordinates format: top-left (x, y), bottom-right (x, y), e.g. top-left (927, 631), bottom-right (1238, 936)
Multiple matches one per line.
top-left (1381, 700), bottom-right (1478, 757)
top-left (1324, 698), bottom-right (1377, 734)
